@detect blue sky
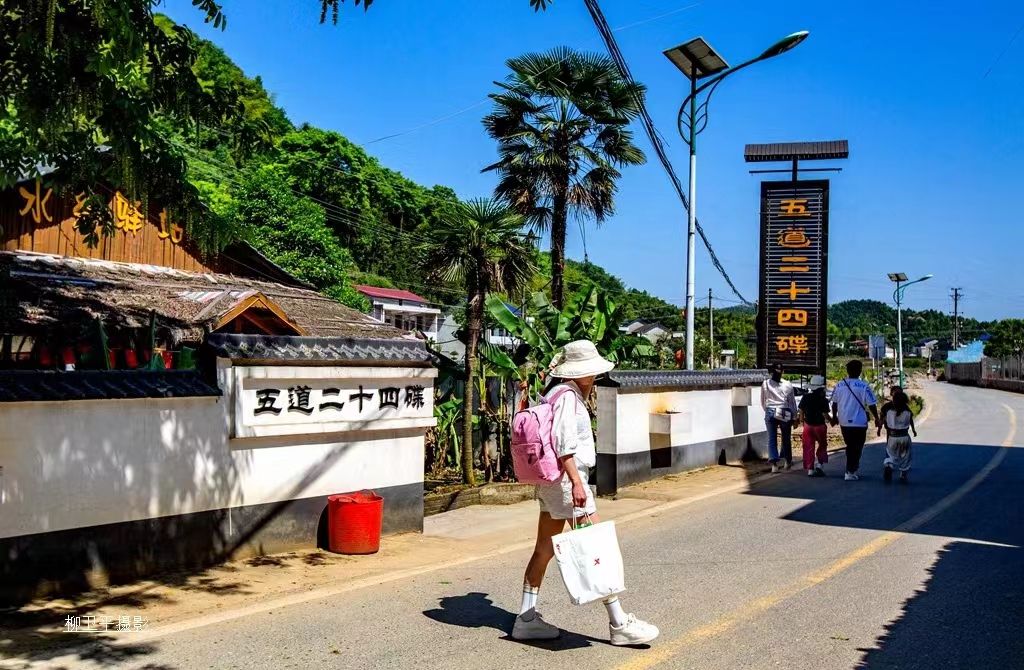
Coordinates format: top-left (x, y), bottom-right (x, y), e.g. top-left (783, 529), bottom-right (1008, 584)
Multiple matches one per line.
top-left (164, 0), bottom-right (1024, 321)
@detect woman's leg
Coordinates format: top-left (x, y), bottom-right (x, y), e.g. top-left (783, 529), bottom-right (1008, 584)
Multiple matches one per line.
top-left (765, 413), bottom-right (780, 462)
top-left (802, 424), bottom-right (815, 470)
top-left (780, 421), bottom-right (793, 465)
top-left (523, 512), bottom-right (566, 589)
top-left (815, 425), bottom-right (829, 466)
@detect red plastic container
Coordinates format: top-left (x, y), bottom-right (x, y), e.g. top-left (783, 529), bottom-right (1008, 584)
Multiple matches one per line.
top-left (327, 491), bottom-right (384, 555)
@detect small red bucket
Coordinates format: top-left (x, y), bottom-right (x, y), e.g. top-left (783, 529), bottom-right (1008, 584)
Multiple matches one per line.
top-left (327, 490), bottom-right (384, 555)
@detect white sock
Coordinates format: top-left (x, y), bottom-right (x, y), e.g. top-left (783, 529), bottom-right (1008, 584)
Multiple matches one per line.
top-left (520, 584), bottom-right (539, 618)
top-left (603, 595), bottom-right (627, 627)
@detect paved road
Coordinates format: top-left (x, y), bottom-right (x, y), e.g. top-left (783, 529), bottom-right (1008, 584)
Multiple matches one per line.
top-left (21, 382), bottom-right (1024, 669)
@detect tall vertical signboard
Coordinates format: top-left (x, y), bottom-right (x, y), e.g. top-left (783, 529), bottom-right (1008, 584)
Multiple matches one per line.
top-left (757, 180), bottom-right (829, 374)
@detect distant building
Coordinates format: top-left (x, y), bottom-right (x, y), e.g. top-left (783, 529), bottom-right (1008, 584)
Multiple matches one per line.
top-left (913, 338), bottom-right (940, 358)
top-left (356, 285), bottom-right (440, 340)
top-left (636, 322), bottom-right (671, 343)
top-left (720, 349), bottom-right (736, 369)
top-left (435, 302), bottom-right (528, 363)
top-left (620, 319), bottom-right (673, 343)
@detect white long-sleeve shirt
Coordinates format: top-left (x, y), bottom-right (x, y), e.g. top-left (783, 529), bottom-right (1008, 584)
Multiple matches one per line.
top-left (547, 382), bottom-right (596, 468)
top-left (761, 378), bottom-right (798, 417)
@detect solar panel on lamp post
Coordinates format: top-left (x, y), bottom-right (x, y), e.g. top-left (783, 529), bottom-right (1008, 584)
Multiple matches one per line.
top-left (664, 31), bottom-right (809, 370)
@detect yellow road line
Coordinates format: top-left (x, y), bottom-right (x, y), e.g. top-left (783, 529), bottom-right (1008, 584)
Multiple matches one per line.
top-left (616, 402), bottom-right (1016, 670)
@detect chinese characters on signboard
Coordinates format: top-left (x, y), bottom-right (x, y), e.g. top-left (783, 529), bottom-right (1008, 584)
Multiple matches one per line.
top-left (758, 181), bottom-right (829, 374)
top-left (230, 368), bottom-right (436, 439)
top-left (13, 178), bottom-right (185, 245)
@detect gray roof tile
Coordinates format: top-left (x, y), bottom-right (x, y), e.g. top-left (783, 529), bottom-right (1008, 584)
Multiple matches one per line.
top-left (205, 334), bottom-right (433, 366)
top-left (609, 369), bottom-right (768, 391)
top-left (0, 370), bottom-right (221, 402)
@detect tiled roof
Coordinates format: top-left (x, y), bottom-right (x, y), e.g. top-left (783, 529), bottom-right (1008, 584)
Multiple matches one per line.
top-left (354, 285), bottom-right (428, 303)
top-left (2, 251), bottom-right (404, 342)
top-left (205, 334), bottom-right (433, 366)
top-left (608, 369), bottom-right (768, 392)
top-left (0, 370), bottom-right (221, 403)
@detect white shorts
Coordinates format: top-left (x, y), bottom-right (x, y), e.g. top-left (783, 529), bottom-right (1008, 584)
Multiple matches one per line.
top-left (536, 466), bottom-right (597, 520)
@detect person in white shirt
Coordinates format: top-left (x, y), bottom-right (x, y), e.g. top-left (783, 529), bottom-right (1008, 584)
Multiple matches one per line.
top-left (761, 363), bottom-right (798, 472)
top-left (512, 340), bottom-right (659, 647)
top-left (829, 359), bottom-right (880, 481)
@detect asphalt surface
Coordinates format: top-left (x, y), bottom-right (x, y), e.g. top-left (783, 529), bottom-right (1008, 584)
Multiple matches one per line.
top-left (15, 381), bottom-right (1024, 669)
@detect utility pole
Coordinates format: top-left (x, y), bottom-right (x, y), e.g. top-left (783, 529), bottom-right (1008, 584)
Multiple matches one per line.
top-left (708, 288), bottom-right (714, 369)
top-left (951, 288), bottom-right (962, 348)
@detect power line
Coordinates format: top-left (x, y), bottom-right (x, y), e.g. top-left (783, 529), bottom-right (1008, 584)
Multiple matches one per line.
top-left (582, 0), bottom-right (753, 307)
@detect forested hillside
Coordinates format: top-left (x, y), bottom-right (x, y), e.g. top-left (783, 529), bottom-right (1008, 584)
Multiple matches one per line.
top-left (170, 22), bottom-right (991, 358)
top-left (174, 20), bottom-right (692, 321)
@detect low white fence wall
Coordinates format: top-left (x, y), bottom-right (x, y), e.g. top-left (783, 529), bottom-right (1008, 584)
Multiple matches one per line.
top-left (0, 356), bottom-right (435, 603)
top-left (596, 370), bottom-right (769, 495)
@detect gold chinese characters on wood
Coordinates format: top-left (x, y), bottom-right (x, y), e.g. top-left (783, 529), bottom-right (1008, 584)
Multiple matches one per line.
top-left (2, 179), bottom-right (213, 273)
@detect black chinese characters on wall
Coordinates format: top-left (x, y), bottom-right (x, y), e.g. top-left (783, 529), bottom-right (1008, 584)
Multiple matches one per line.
top-left (253, 384), bottom-right (427, 418)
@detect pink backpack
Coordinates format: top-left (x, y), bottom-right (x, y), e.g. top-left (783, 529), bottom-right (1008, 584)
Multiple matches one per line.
top-left (511, 386), bottom-right (576, 484)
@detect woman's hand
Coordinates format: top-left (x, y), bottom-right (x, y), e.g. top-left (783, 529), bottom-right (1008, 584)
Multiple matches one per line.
top-left (912, 429), bottom-right (918, 437)
top-left (571, 480), bottom-right (589, 508)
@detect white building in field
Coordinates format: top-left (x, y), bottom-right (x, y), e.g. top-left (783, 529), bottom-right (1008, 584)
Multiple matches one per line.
top-left (356, 285), bottom-right (440, 341)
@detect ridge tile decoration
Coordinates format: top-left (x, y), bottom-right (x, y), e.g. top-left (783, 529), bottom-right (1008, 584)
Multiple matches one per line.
top-left (758, 180), bottom-right (829, 374)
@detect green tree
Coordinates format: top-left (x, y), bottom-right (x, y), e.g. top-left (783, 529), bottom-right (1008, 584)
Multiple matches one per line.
top-left (986, 319), bottom-right (1024, 360)
top-left (422, 199), bottom-right (536, 485)
top-left (1, 2), bottom-right (243, 244)
top-left (229, 165), bottom-right (367, 309)
top-left (483, 47), bottom-right (646, 309)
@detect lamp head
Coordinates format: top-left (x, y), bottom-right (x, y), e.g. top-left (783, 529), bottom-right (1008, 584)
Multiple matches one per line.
top-left (758, 30), bottom-right (809, 60)
top-left (919, 274), bottom-right (934, 281)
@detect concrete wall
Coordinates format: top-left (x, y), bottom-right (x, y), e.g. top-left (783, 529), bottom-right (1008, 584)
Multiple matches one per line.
top-left (0, 362), bottom-right (434, 604)
top-left (596, 371), bottom-right (768, 495)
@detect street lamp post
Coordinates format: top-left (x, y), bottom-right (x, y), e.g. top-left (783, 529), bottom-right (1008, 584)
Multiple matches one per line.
top-left (664, 31), bottom-right (809, 370)
top-left (888, 272), bottom-right (933, 387)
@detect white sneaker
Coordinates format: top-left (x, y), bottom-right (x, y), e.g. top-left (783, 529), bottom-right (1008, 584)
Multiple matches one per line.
top-left (771, 463), bottom-right (780, 473)
top-left (610, 614), bottom-right (660, 646)
top-left (512, 611), bottom-right (560, 640)
top-left (844, 472), bottom-right (860, 481)
top-left (807, 469), bottom-right (815, 477)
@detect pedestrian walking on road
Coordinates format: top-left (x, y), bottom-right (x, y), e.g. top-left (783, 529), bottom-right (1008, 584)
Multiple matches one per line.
top-left (798, 375), bottom-right (831, 477)
top-left (761, 363), bottom-right (797, 473)
top-left (878, 389), bottom-right (917, 483)
top-left (830, 360), bottom-right (880, 481)
top-left (513, 340), bottom-right (659, 647)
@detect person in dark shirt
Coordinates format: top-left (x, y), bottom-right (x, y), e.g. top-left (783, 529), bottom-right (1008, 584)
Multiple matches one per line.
top-left (798, 375), bottom-right (831, 477)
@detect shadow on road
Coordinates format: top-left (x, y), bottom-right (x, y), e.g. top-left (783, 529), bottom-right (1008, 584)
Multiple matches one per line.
top-left (422, 592), bottom-right (609, 650)
top-left (856, 540), bottom-right (1024, 669)
top-left (743, 439), bottom-right (1024, 667)
top-left (741, 442), bottom-right (1020, 545)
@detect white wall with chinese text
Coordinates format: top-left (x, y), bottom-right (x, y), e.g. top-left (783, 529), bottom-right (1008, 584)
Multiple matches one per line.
top-left (0, 362), bottom-right (436, 541)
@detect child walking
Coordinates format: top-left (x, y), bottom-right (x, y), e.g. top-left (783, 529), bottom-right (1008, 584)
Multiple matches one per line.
top-left (878, 390), bottom-right (917, 482)
top-left (798, 375), bottom-right (831, 477)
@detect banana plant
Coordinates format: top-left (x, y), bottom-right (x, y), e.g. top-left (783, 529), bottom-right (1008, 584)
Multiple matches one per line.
top-left (484, 283), bottom-right (657, 394)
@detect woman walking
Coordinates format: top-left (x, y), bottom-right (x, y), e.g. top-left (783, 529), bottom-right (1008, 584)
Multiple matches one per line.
top-left (513, 340), bottom-right (659, 646)
top-left (798, 375), bottom-right (831, 477)
top-left (878, 389), bottom-right (917, 482)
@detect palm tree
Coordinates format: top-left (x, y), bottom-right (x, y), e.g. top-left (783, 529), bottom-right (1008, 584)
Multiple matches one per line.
top-left (423, 199), bottom-right (536, 486)
top-left (483, 47), bottom-right (645, 309)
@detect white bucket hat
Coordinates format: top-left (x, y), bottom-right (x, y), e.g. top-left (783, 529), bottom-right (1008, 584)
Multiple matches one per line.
top-left (809, 375), bottom-right (826, 390)
top-left (548, 340), bottom-right (615, 379)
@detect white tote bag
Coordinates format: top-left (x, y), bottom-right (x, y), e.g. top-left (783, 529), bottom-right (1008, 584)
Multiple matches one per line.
top-left (551, 519), bottom-right (626, 605)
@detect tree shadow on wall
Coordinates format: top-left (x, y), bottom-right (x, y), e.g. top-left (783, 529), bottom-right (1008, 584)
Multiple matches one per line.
top-left (0, 400), bottom-right (361, 666)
